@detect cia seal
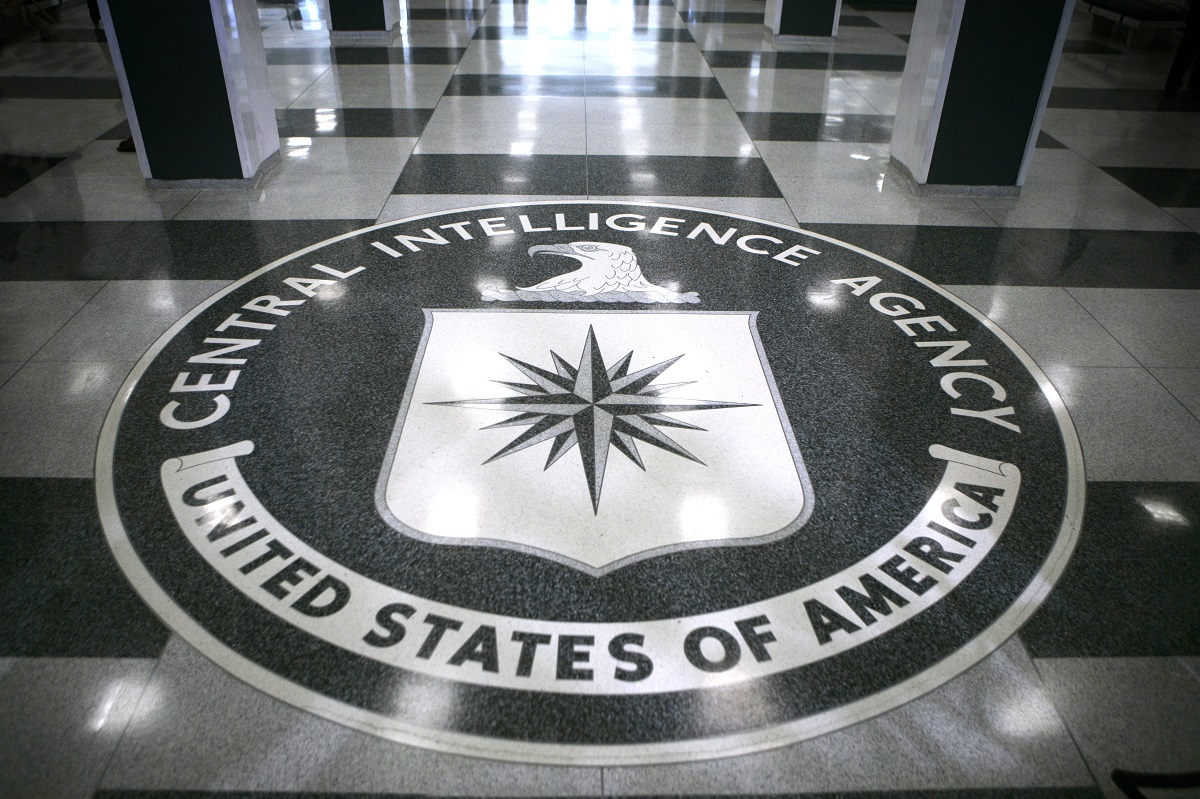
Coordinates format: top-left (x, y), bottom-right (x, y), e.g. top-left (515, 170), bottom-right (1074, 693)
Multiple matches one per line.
top-left (97, 202), bottom-right (1083, 764)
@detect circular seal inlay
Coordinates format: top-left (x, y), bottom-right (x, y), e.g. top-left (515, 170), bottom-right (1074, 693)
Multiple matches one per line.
top-left (97, 202), bottom-right (1084, 764)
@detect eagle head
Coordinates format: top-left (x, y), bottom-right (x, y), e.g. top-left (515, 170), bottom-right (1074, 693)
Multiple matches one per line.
top-left (527, 241), bottom-right (633, 265)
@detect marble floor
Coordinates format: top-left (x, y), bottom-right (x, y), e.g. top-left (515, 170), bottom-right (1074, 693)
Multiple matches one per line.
top-left (1, 0), bottom-right (1199, 797)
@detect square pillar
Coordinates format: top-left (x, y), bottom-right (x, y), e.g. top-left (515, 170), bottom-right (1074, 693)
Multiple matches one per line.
top-left (765, 0), bottom-right (843, 42)
top-left (890, 0), bottom-right (1072, 196)
top-left (328, 0), bottom-right (403, 40)
top-left (101, 0), bottom-right (279, 187)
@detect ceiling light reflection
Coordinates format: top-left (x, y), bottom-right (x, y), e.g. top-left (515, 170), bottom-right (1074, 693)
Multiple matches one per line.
top-left (316, 282), bottom-right (346, 301)
top-left (392, 677), bottom-right (460, 727)
top-left (314, 108), bottom-right (338, 133)
top-left (1139, 498), bottom-right (1189, 525)
top-left (285, 136), bottom-right (312, 160)
top-left (988, 691), bottom-right (1059, 738)
top-left (426, 487), bottom-right (479, 536)
top-left (679, 495), bottom-right (728, 541)
top-left (806, 290), bottom-right (841, 309)
top-left (89, 677), bottom-right (161, 732)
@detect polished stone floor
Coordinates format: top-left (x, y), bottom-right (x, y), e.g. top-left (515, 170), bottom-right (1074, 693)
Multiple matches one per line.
top-left (1, 0), bottom-right (1199, 797)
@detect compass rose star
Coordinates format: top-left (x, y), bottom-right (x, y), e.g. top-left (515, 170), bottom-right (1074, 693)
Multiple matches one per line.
top-left (430, 326), bottom-right (757, 513)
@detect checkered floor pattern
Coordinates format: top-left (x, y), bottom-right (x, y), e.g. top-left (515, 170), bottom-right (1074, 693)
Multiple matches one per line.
top-left (0, 0), bottom-right (1198, 797)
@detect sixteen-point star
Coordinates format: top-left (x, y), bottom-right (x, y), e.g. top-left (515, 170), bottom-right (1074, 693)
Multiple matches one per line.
top-left (431, 326), bottom-right (756, 513)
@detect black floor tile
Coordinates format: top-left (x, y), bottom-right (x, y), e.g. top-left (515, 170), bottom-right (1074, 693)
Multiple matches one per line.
top-left (739, 111), bottom-right (894, 142)
top-left (800, 224), bottom-right (1200, 289)
top-left (94, 789), bottom-right (1108, 799)
top-left (1020, 482), bottom-right (1200, 658)
top-left (443, 74), bottom-right (591, 96)
top-left (265, 47), bottom-right (332, 65)
top-left (826, 53), bottom-right (907, 70)
top-left (275, 107), bottom-right (433, 137)
top-left (679, 10), bottom-right (763, 23)
top-left (845, 0), bottom-right (916, 9)
top-left (1102, 166), bottom-right (1200, 208)
top-left (0, 154), bottom-right (64, 198)
top-left (329, 45), bottom-right (467, 65)
top-left (270, 44), bottom-right (475, 67)
top-left (407, 7), bottom-right (486, 19)
top-left (92, 219), bottom-right (377, 280)
top-left (1061, 39), bottom-right (1124, 54)
top-left (35, 27), bottom-right (107, 42)
top-left (587, 75), bottom-right (726, 98)
top-left (0, 220), bottom-right (127, 280)
top-left (97, 120), bottom-right (131, 140)
top-left (704, 51), bottom-right (905, 71)
top-left (1007, 228), bottom-right (1200, 288)
top-left (472, 25), bottom-right (694, 41)
top-left (392, 154), bottom-right (589, 194)
top-left (0, 478), bottom-right (170, 658)
top-left (442, 74), bottom-right (726, 97)
top-left (1036, 131), bottom-right (1067, 149)
top-left (587, 154), bottom-right (783, 197)
top-left (839, 14), bottom-right (882, 26)
top-left (705, 51), bottom-right (832, 69)
top-left (0, 76), bottom-right (121, 99)
top-left (0, 219), bottom-right (374, 280)
top-left (1048, 86), bottom-right (1200, 111)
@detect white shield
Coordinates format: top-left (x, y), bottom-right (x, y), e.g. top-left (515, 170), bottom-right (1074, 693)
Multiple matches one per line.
top-left (376, 309), bottom-right (811, 575)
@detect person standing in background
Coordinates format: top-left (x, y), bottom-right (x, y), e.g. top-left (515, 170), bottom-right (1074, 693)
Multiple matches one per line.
top-left (1166, 0), bottom-right (1199, 95)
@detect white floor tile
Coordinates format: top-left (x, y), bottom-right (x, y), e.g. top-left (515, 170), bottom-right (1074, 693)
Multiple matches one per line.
top-left (0, 360), bottom-right (134, 478)
top-left (944, 285), bottom-right (1141, 370)
top-left (1067, 288), bottom-right (1200, 368)
top-left (605, 639), bottom-right (1093, 794)
top-left (413, 120), bottom-right (587, 155)
top-left (778, 174), bottom-right (999, 227)
top-left (757, 141), bottom-right (893, 179)
top-left (0, 99), bottom-right (126, 158)
top-left (974, 183), bottom-right (1189, 232)
top-left (1164, 206), bottom-right (1200, 233)
top-left (32, 280), bottom-right (229, 362)
top-left (377, 194), bottom-right (588, 223)
top-left (276, 136), bottom-right (419, 175)
top-left (0, 281), bottom-right (103, 361)
top-left (1042, 365), bottom-right (1200, 481)
top-left (0, 175), bottom-right (199, 222)
top-left (1035, 657), bottom-right (1200, 799)
top-left (175, 172), bottom-right (397, 221)
top-left (456, 41), bottom-right (587, 75)
top-left (1150, 368), bottom-right (1200, 418)
top-left (0, 658), bottom-right (156, 799)
top-left (586, 122), bottom-right (757, 157)
top-left (713, 67), bottom-right (879, 114)
top-left (428, 95), bottom-right (588, 125)
top-left (98, 637), bottom-right (603, 795)
top-left (584, 96), bottom-right (743, 126)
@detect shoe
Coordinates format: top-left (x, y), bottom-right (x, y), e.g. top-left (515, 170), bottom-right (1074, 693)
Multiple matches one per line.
top-left (117, 137), bottom-right (136, 153)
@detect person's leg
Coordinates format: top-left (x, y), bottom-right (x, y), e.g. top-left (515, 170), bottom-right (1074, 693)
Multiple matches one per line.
top-left (1167, 4), bottom-right (1200, 94)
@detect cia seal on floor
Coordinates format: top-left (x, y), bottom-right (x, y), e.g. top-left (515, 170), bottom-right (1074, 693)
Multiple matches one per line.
top-left (97, 202), bottom-right (1084, 764)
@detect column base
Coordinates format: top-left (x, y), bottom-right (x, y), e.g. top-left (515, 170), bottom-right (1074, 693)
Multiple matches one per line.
top-left (762, 25), bottom-right (835, 45)
top-left (890, 157), bottom-right (1022, 198)
top-left (146, 149), bottom-right (280, 191)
